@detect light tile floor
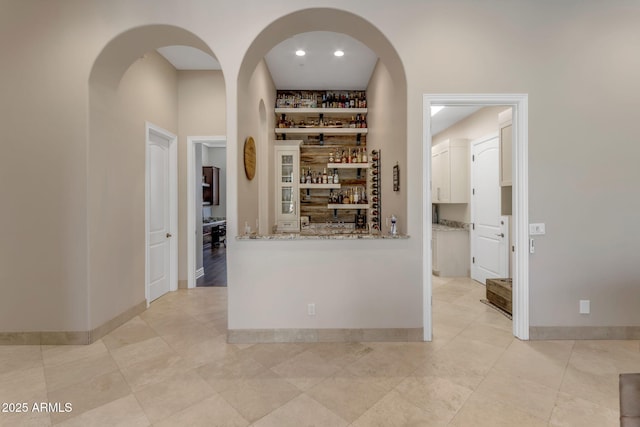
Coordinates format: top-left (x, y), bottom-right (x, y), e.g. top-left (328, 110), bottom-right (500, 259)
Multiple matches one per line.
top-left (1, 276), bottom-right (635, 426)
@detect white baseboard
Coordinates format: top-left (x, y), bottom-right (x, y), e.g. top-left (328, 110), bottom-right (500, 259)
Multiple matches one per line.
top-left (195, 267), bottom-right (205, 279)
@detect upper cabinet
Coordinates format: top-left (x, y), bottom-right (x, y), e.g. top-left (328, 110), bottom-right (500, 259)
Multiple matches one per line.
top-left (499, 108), bottom-right (513, 187)
top-left (274, 140), bottom-right (302, 232)
top-left (202, 166), bottom-right (219, 206)
top-left (432, 139), bottom-right (469, 204)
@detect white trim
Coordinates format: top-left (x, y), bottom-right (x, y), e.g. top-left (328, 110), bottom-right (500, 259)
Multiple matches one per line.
top-left (145, 122), bottom-right (178, 306)
top-left (187, 135), bottom-right (226, 289)
top-left (195, 267), bottom-right (205, 280)
top-left (422, 94), bottom-right (529, 341)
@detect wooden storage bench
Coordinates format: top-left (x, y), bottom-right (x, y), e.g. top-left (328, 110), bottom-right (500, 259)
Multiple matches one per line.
top-left (486, 278), bottom-right (512, 315)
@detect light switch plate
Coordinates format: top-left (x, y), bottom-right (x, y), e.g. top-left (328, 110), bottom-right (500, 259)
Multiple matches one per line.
top-left (529, 223), bottom-right (546, 235)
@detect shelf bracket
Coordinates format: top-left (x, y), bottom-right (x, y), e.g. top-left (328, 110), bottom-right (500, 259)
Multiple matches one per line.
top-left (356, 133), bottom-right (362, 146)
top-left (319, 133), bottom-right (324, 146)
top-left (356, 168), bottom-right (362, 179)
top-left (333, 209), bottom-right (338, 219)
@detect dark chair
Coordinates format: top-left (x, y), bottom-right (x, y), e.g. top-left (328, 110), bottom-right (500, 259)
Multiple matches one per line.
top-left (219, 224), bottom-right (226, 247)
top-left (620, 373), bottom-right (640, 426)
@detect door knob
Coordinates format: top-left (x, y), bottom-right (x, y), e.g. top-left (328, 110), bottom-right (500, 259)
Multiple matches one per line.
top-left (166, 233), bottom-right (172, 238)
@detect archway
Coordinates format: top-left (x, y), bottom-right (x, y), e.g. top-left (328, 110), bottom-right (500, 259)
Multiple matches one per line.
top-left (236, 7), bottom-right (408, 236)
top-left (88, 25), bottom-right (226, 337)
top-left (229, 8), bottom-right (416, 340)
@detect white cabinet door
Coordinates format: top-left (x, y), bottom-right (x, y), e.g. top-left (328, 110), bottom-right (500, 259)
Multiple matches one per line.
top-left (432, 229), bottom-right (470, 277)
top-left (432, 139), bottom-right (468, 204)
top-left (275, 141), bottom-right (301, 231)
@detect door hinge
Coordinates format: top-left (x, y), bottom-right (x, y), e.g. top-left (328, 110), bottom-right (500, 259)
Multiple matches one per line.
top-left (472, 188), bottom-right (475, 195)
top-left (472, 257), bottom-right (475, 264)
top-left (472, 154), bottom-right (475, 161)
top-left (472, 223), bottom-right (475, 230)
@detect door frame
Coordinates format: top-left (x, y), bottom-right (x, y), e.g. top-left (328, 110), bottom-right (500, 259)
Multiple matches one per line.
top-left (469, 132), bottom-right (509, 282)
top-left (187, 135), bottom-right (227, 289)
top-left (145, 122), bottom-right (178, 305)
top-left (422, 94), bottom-right (529, 341)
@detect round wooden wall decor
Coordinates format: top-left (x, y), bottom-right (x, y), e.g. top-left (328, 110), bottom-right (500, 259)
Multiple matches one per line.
top-left (243, 136), bottom-right (256, 180)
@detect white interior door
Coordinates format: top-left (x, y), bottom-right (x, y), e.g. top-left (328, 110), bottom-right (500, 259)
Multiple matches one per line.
top-left (471, 133), bottom-right (508, 284)
top-left (147, 125), bottom-right (177, 302)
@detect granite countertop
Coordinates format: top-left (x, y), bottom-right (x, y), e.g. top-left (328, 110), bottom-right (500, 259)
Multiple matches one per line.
top-left (236, 233), bottom-right (409, 241)
top-left (432, 220), bottom-right (469, 232)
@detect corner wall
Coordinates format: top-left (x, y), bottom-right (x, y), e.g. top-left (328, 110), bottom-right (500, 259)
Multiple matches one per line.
top-left (366, 60), bottom-right (408, 234)
top-left (88, 51), bottom-right (178, 329)
top-left (237, 59), bottom-right (276, 232)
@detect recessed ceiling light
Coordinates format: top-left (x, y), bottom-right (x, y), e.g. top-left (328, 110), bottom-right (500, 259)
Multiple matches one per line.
top-left (334, 50), bottom-right (345, 57)
top-left (295, 50), bottom-right (306, 56)
top-left (431, 106), bottom-right (445, 116)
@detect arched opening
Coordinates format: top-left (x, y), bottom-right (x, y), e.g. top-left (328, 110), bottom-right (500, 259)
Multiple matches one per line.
top-left (229, 8), bottom-right (415, 341)
top-left (88, 25), bottom-right (226, 335)
top-left (237, 8), bottom-right (407, 233)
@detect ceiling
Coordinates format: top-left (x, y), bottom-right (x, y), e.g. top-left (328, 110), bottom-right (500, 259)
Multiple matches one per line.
top-left (431, 106), bottom-right (483, 136)
top-left (263, 31), bottom-right (377, 90)
top-left (156, 37), bottom-right (480, 134)
top-left (157, 45), bottom-right (221, 70)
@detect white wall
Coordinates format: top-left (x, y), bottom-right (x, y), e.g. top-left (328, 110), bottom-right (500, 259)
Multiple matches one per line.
top-left (1, 1), bottom-right (639, 335)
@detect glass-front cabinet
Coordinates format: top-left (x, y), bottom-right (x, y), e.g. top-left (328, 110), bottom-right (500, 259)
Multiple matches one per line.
top-left (275, 140), bottom-right (302, 231)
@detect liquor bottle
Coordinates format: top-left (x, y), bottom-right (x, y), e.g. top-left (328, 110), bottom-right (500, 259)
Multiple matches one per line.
top-left (361, 147), bottom-right (367, 163)
top-left (300, 168), bottom-right (305, 184)
top-left (322, 168), bottom-right (328, 184)
top-left (350, 116), bottom-right (356, 128)
top-left (329, 151), bottom-right (334, 163)
top-left (333, 169), bottom-right (339, 184)
top-left (357, 148), bottom-right (362, 163)
top-left (341, 150), bottom-right (347, 164)
top-left (305, 169), bottom-right (311, 184)
top-left (353, 187), bottom-right (359, 204)
top-left (322, 93), bottom-right (327, 108)
top-left (335, 150), bottom-right (341, 163)
top-left (351, 149), bottom-right (358, 163)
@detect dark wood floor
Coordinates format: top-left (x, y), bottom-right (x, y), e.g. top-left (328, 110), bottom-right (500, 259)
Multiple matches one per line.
top-left (196, 244), bottom-right (227, 287)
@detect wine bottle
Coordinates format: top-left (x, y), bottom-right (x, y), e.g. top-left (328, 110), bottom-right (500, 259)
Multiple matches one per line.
top-left (322, 168), bottom-right (328, 184)
top-left (333, 169), bottom-right (339, 184)
top-left (361, 147), bottom-right (367, 163)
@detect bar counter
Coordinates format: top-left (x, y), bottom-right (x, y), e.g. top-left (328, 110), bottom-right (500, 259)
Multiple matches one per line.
top-left (236, 232), bottom-right (409, 240)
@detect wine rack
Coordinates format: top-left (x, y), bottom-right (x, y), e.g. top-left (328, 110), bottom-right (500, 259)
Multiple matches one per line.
top-left (370, 149), bottom-right (381, 232)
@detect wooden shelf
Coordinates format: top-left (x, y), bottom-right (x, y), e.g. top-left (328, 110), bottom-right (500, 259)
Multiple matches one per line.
top-left (299, 183), bottom-right (341, 189)
top-left (327, 163), bottom-right (369, 169)
top-left (202, 183), bottom-right (210, 187)
top-left (327, 204), bottom-right (370, 209)
top-left (275, 127), bottom-right (367, 135)
top-left (275, 108), bottom-right (367, 115)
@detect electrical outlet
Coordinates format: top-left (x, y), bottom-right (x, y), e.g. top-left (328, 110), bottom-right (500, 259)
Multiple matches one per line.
top-left (307, 303), bottom-right (316, 316)
top-left (579, 300), bottom-right (590, 314)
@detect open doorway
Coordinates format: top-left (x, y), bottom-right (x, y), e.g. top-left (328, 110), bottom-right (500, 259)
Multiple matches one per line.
top-left (423, 94), bottom-right (529, 342)
top-left (187, 136), bottom-right (227, 288)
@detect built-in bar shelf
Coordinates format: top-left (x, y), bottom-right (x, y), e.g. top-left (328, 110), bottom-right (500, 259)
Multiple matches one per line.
top-left (300, 183), bottom-right (341, 189)
top-left (327, 204), bottom-right (370, 209)
top-left (275, 108), bottom-right (367, 115)
top-left (276, 127), bottom-right (367, 135)
top-left (327, 163), bottom-right (370, 169)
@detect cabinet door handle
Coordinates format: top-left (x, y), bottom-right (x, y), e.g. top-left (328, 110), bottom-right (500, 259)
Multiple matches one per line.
top-left (495, 233), bottom-right (504, 238)
top-left (166, 233), bottom-right (172, 238)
